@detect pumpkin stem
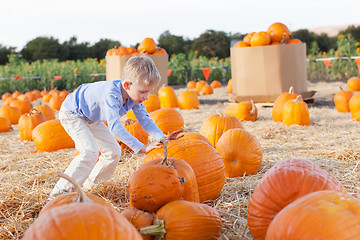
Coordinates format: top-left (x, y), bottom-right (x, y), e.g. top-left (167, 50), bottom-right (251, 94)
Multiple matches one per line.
top-left (288, 86), bottom-right (294, 94)
top-left (124, 118), bottom-right (136, 126)
top-left (249, 100), bottom-right (256, 116)
top-left (339, 86), bottom-right (344, 91)
top-left (29, 108), bottom-right (41, 116)
top-left (280, 32), bottom-right (287, 43)
top-left (140, 219), bottom-right (166, 239)
top-left (294, 95), bottom-right (303, 103)
top-left (58, 173), bottom-right (93, 204)
top-left (159, 139), bottom-right (171, 166)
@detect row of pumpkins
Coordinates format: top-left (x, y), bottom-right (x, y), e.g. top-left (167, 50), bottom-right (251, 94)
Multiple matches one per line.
top-left (106, 37), bottom-right (167, 56)
top-left (233, 22), bottom-right (302, 48)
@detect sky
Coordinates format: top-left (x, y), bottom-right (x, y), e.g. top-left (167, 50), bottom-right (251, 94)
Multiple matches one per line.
top-left (1, 0), bottom-right (360, 51)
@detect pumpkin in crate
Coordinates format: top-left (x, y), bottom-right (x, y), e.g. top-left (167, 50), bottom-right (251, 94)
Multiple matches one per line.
top-left (122, 207), bottom-right (155, 240)
top-left (333, 86), bottom-right (353, 113)
top-left (140, 200), bottom-right (222, 240)
top-left (32, 119), bottom-right (75, 152)
top-left (34, 104), bottom-right (56, 120)
top-left (23, 173), bottom-right (142, 240)
top-left (199, 113), bottom-right (243, 146)
top-left (128, 140), bottom-right (199, 212)
top-left (0, 117), bottom-right (11, 132)
top-left (266, 22), bottom-right (291, 43)
top-left (18, 109), bottom-right (47, 141)
top-left (282, 95), bottom-right (310, 126)
top-left (0, 105), bottom-right (21, 124)
top-left (247, 158), bottom-right (346, 240)
top-left (250, 31), bottom-right (271, 47)
top-left (216, 128), bottom-right (263, 178)
top-left (138, 38), bottom-right (157, 54)
top-left (158, 85), bottom-right (178, 108)
top-left (266, 191), bottom-right (360, 239)
top-left (177, 91), bottom-right (200, 110)
top-left (149, 108), bottom-right (184, 135)
top-left (118, 119), bottom-right (149, 152)
top-left (243, 32), bottom-right (255, 45)
top-left (272, 86), bottom-right (300, 122)
top-left (225, 100), bottom-right (258, 122)
top-left (144, 138), bottom-right (225, 202)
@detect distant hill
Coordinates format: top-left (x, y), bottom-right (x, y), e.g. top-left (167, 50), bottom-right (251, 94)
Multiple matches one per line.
top-left (308, 23), bottom-right (360, 37)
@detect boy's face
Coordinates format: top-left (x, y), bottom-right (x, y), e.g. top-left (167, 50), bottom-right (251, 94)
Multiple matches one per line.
top-left (124, 81), bottom-right (156, 105)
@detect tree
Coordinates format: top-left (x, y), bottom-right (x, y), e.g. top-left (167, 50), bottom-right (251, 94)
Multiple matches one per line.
top-left (21, 37), bottom-right (64, 61)
top-left (341, 25), bottom-right (360, 42)
top-left (314, 33), bottom-right (337, 53)
top-left (157, 31), bottom-right (192, 56)
top-left (192, 30), bottom-right (230, 59)
top-left (62, 36), bottom-right (91, 60)
top-left (0, 45), bottom-right (14, 65)
top-left (90, 38), bottom-right (121, 60)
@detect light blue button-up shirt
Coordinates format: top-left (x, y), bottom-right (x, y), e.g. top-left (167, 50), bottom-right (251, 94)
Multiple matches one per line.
top-left (62, 80), bottom-right (166, 153)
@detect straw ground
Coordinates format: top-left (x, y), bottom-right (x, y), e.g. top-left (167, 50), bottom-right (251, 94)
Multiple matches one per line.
top-left (1, 80), bottom-right (360, 239)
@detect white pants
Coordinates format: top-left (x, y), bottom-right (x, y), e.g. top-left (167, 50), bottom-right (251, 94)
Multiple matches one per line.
top-left (50, 106), bottom-right (121, 196)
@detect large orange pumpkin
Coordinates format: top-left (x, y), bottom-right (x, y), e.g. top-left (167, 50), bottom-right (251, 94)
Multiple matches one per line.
top-left (140, 200), bottom-right (222, 240)
top-left (144, 138), bottom-right (225, 202)
top-left (199, 113), bottom-right (243, 146)
top-left (32, 119), bottom-right (75, 152)
top-left (266, 191), bottom-right (360, 239)
top-left (216, 128), bottom-right (263, 178)
top-left (178, 132), bottom-right (211, 145)
top-left (149, 108), bottom-right (184, 135)
top-left (266, 22), bottom-right (291, 43)
top-left (18, 109), bottom-right (47, 141)
top-left (247, 158), bottom-right (346, 240)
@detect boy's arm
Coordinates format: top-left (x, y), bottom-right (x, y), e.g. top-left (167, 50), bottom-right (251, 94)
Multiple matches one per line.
top-left (132, 104), bottom-right (166, 141)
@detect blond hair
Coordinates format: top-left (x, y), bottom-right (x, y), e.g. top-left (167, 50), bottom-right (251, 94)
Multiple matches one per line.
top-left (121, 55), bottom-right (161, 85)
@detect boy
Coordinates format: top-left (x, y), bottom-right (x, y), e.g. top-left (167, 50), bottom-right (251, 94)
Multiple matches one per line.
top-left (50, 55), bottom-right (177, 196)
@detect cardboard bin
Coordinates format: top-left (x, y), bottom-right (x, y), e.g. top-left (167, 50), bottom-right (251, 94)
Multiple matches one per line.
top-left (105, 54), bottom-right (168, 95)
top-left (230, 43), bottom-right (313, 103)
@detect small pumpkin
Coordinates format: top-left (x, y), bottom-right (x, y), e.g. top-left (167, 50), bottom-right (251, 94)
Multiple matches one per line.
top-left (0, 117), bottom-right (11, 132)
top-left (272, 86), bottom-right (299, 122)
top-left (199, 113), bottom-right (243, 146)
top-left (224, 100), bottom-right (258, 122)
top-left (216, 128), bottom-right (263, 178)
top-left (250, 31), bottom-right (271, 47)
top-left (0, 105), bottom-right (21, 124)
top-left (1, 92), bottom-right (11, 102)
top-left (10, 99), bottom-right (32, 114)
top-left (282, 95), bottom-right (310, 126)
top-left (349, 92), bottom-right (360, 121)
top-left (49, 93), bottom-right (65, 111)
top-left (187, 80), bottom-right (196, 90)
top-left (243, 32), bottom-right (256, 45)
top-left (247, 158), bottom-right (346, 240)
top-left (286, 38), bottom-right (302, 44)
top-left (140, 200), bottom-right (222, 240)
top-left (195, 80), bottom-right (208, 92)
top-left (226, 79), bottom-right (232, 93)
top-left (333, 86), bottom-right (353, 113)
top-left (233, 41), bottom-right (249, 48)
top-left (122, 207), bottom-right (155, 240)
top-left (158, 85), bottom-right (178, 108)
top-left (18, 109), bottom-right (47, 141)
top-left (210, 80), bottom-right (222, 88)
top-left (177, 91), bottom-right (200, 110)
top-left (347, 76), bottom-right (360, 91)
top-left (33, 104), bottom-right (56, 120)
top-left (118, 46), bottom-right (131, 55)
top-left (266, 191), bottom-right (360, 239)
top-left (200, 85), bottom-right (213, 95)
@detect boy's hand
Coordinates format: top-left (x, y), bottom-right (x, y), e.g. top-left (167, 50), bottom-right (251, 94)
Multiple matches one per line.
top-left (140, 141), bottom-right (162, 154)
